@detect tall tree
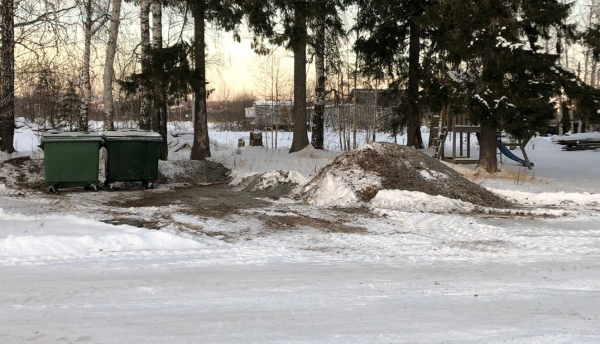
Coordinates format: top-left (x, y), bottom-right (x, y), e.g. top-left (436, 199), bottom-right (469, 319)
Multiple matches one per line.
top-left (289, 0), bottom-right (309, 153)
top-left (0, 0), bottom-right (15, 152)
top-left (171, 0), bottom-right (242, 160)
top-left (310, 0), bottom-right (345, 150)
top-left (355, 0), bottom-right (429, 149)
top-left (311, 12), bottom-right (325, 150)
top-left (152, 0), bottom-right (168, 159)
top-left (246, 0), bottom-right (342, 153)
top-left (82, 0), bottom-right (110, 132)
top-left (245, 0), bottom-right (306, 153)
top-left (102, 0), bottom-right (122, 131)
top-left (1, 1), bottom-right (78, 151)
top-left (138, 0), bottom-right (151, 130)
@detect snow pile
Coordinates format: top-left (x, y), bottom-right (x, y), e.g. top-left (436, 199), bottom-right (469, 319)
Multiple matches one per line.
top-left (298, 142), bottom-right (513, 209)
top-left (298, 167), bottom-right (381, 207)
top-left (209, 142), bottom-right (339, 180)
top-left (550, 131), bottom-right (600, 142)
top-left (488, 188), bottom-right (600, 208)
top-left (0, 208), bottom-right (204, 259)
top-left (371, 189), bottom-right (476, 213)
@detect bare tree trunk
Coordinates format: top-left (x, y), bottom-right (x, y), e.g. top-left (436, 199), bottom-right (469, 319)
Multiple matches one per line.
top-left (190, 3), bottom-right (211, 160)
top-left (373, 81), bottom-right (377, 142)
top-left (477, 124), bottom-right (499, 173)
top-left (406, 18), bottom-right (424, 149)
top-left (592, 60), bottom-right (597, 86)
top-left (352, 63), bottom-right (357, 149)
top-left (80, 0), bottom-right (93, 132)
top-left (138, 0), bottom-right (151, 130)
top-left (338, 75), bottom-right (344, 151)
top-left (1, 0), bottom-right (15, 152)
top-left (152, 0), bottom-right (168, 160)
top-left (311, 16), bottom-right (325, 150)
top-left (519, 138), bottom-right (533, 170)
top-left (289, 0), bottom-right (309, 153)
top-left (102, 0), bottom-right (121, 131)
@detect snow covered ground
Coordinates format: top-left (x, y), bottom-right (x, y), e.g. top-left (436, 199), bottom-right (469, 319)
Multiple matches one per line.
top-left (1, 122), bottom-right (600, 343)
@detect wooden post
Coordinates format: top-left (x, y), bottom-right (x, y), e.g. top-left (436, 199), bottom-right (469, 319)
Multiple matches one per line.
top-left (467, 133), bottom-right (471, 158)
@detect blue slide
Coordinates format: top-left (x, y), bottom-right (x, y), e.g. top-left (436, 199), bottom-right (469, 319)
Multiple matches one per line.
top-left (496, 139), bottom-right (534, 167)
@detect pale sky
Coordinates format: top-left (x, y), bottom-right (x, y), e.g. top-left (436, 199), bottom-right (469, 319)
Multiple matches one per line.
top-left (205, 30), bottom-right (297, 100)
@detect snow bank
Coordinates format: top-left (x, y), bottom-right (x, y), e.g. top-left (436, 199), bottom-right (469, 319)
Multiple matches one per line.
top-left (488, 188), bottom-right (600, 207)
top-left (300, 169), bottom-right (381, 207)
top-left (0, 208), bottom-right (203, 258)
top-left (371, 190), bottom-right (475, 213)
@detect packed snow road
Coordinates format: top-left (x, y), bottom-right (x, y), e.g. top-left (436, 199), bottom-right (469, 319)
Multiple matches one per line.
top-left (1, 185), bottom-right (600, 343)
top-left (2, 257), bottom-right (600, 343)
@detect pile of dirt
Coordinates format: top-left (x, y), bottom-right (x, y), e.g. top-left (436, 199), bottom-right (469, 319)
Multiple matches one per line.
top-left (157, 160), bottom-right (231, 185)
top-left (234, 170), bottom-right (306, 198)
top-left (0, 156), bottom-right (45, 190)
top-left (297, 142), bottom-right (513, 209)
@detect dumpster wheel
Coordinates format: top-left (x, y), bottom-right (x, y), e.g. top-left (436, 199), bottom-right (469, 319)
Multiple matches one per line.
top-left (84, 183), bottom-right (99, 192)
top-left (48, 185), bottom-right (57, 194)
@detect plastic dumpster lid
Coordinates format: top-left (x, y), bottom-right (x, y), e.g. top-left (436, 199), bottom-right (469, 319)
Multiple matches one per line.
top-left (41, 131), bottom-right (103, 143)
top-left (103, 129), bottom-right (163, 142)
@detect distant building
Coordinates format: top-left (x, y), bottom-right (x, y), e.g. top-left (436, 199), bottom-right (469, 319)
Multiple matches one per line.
top-left (245, 100), bottom-right (294, 130)
top-left (244, 90), bottom-right (403, 131)
top-left (346, 88), bottom-right (401, 107)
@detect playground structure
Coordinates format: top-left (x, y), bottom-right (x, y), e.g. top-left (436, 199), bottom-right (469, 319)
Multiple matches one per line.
top-left (432, 113), bottom-right (534, 167)
top-left (432, 112), bottom-right (480, 164)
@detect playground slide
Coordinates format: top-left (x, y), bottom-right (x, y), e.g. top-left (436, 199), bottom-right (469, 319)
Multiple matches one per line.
top-left (496, 139), bottom-right (534, 167)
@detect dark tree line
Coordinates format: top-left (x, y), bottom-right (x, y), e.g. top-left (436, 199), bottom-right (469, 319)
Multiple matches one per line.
top-left (2, 0), bottom-right (600, 173)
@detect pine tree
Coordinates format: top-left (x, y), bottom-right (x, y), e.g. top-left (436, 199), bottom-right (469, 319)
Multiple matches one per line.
top-left (426, 0), bottom-right (600, 172)
top-left (144, 0), bottom-right (243, 160)
top-left (354, 0), bottom-right (431, 149)
top-left (309, 0), bottom-right (345, 150)
top-left (60, 81), bottom-right (82, 131)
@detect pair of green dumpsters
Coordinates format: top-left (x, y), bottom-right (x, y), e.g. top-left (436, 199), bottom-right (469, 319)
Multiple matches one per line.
top-left (40, 129), bottom-right (163, 193)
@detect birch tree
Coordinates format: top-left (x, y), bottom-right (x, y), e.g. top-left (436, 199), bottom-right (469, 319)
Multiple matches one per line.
top-left (101, 0), bottom-right (121, 131)
top-left (138, 0), bottom-right (151, 130)
top-left (152, 0), bottom-right (168, 159)
top-left (81, 0), bottom-right (110, 131)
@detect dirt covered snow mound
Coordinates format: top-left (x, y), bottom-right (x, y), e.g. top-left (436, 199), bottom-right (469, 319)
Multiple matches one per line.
top-left (232, 170), bottom-right (307, 198)
top-left (0, 156), bottom-right (45, 191)
top-left (157, 160), bottom-right (230, 185)
top-left (297, 142), bottom-right (512, 209)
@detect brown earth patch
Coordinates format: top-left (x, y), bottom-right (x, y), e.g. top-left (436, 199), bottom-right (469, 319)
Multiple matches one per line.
top-left (254, 212), bottom-right (368, 234)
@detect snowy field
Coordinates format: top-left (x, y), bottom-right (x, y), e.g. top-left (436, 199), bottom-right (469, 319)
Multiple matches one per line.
top-left (1, 121), bottom-right (600, 343)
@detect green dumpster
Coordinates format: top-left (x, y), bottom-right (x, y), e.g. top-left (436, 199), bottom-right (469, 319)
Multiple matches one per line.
top-left (40, 131), bottom-right (103, 193)
top-left (103, 129), bottom-right (163, 190)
